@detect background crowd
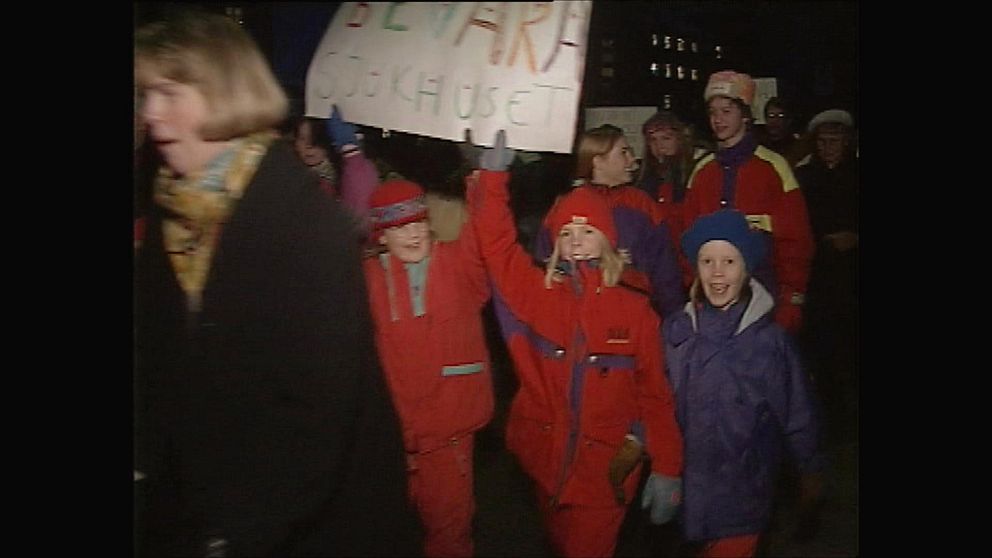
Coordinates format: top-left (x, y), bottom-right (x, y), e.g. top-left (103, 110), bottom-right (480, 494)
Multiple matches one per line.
top-left (134, 7), bottom-right (857, 558)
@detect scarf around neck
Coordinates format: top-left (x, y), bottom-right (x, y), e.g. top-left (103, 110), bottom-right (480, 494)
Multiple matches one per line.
top-left (153, 131), bottom-right (276, 314)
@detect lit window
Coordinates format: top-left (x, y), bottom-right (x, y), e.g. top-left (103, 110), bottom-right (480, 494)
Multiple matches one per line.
top-left (677, 65), bottom-right (685, 80)
top-left (664, 35), bottom-right (672, 49)
top-left (664, 94), bottom-right (672, 109)
top-left (691, 68), bottom-right (699, 81)
top-left (677, 38), bottom-right (685, 51)
top-left (691, 41), bottom-right (698, 53)
top-left (652, 34), bottom-right (658, 47)
top-left (650, 62), bottom-right (659, 75)
top-left (665, 63), bottom-right (672, 79)
top-left (715, 45), bottom-right (722, 60)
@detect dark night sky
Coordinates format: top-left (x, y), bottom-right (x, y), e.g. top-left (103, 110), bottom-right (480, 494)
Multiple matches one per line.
top-left (135, 1), bottom-right (858, 126)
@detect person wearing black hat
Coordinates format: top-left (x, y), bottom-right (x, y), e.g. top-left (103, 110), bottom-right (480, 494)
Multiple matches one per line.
top-left (664, 209), bottom-right (824, 558)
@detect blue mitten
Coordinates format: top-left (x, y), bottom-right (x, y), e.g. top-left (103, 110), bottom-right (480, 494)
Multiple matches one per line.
top-left (479, 130), bottom-right (515, 171)
top-left (325, 105), bottom-right (358, 151)
top-left (641, 472), bottom-right (682, 524)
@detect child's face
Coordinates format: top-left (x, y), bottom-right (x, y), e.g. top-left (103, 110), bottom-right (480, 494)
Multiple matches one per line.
top-left (557, 223), bottom-right (604, 261)
top-left (697, 240), bottom-right (746, 310)
top-left (592, 138), bottom-right (637, 186)
top-left (647, 127), bottom-right (680, 161)
top-left (380, 220), bottom-right (431, 263)
top-left (294, 121), bottom-right (329, 167)
top-left (708, 96), bottom-right (748, 148)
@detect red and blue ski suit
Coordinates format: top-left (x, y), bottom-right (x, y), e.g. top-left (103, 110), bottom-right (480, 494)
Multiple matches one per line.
top-left (470, 169), bottom-right (683, 558)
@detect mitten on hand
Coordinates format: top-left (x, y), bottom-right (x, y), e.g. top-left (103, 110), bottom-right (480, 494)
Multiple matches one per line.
top-left (640, 472), bottom-right (682, 524)
top-left (325, 105), bottom-right (358, 151)
top-left (607, 437), bottom-right (644, 505)
top-left (479, 129), bottom-right (515, 171)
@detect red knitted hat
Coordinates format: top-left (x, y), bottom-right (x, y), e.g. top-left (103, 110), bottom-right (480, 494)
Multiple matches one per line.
top-left (544, 188), bottom-right (618, 248)
top-left (369, 180), bottom-right (427, 236)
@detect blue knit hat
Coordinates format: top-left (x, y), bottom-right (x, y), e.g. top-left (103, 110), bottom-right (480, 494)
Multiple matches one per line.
top-left (681, 210), bottom-right (768, 272)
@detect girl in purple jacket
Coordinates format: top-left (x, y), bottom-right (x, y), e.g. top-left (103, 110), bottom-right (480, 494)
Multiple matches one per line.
top-left (663, 209), bottom-right (823, 558)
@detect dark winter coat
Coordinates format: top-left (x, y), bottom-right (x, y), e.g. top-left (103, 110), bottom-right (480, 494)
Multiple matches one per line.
top-left (134, 141), bottom-right (420, 557)
top-left (663, 279), bottom-right (823, 541)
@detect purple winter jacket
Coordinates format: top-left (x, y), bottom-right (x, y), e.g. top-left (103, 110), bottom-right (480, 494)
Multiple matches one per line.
top-left (663, 278), bottom-right (824, 541)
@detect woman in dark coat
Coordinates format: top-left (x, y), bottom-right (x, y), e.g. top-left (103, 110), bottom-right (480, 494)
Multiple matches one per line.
top-left (133, 11), bottom-right (419, 557)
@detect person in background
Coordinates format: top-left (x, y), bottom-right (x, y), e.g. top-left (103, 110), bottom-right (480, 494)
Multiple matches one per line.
top-left (470, 130), bottom-right (684, 558)
top-left (292, 108), bottom-right (379, 238)
top-left (682, 70), bottom-right (814, 336)
top-left (664, 209), bottom-right (824, 558)
top-left (795, 108), bottom-right (859, 443)
top-left (534, 124), bottom-right (686, 320)
top-left (756, 96), bottom-right (809, 168)
top-left (635, 110), bottom-right (710, 239)
top-left (133, 11), bottom-right (419, 556)
top-left (362, 177), bottom-right (494, 558)
top-left (292, 115), bottom-right (337, 195)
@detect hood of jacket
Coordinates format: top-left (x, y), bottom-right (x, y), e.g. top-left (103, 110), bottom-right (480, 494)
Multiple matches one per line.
top-left (668, 277), bottom-right (774, 344)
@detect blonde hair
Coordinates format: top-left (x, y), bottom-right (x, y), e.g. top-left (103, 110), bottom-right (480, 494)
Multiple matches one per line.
top-left (573, 125), bottom-right (625, 183)
top-left (543, 229), bottom-right (624, 289)
top-left (134, 11), bottom-right (288, 141)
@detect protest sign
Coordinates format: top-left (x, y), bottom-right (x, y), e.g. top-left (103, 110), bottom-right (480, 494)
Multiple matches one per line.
top-left (305, 2), bottom-right (593, 153)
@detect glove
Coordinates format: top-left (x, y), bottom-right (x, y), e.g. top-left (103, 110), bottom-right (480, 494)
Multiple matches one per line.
top-left (607, 436), bottom-right (644, 505)
top-left (774, 300), bottom-right (803, 335)
top-left (640, 472), bottom-right (682, 525)
top-left (479, 129), bottom-right (515, 171)
top-left (325, 105), bottom-right (358, 151)
top-left (458, 128), bottom-right (483, 166)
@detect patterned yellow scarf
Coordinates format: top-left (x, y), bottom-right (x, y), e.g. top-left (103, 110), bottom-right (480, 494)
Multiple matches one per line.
top-left (153, 131), bottom-right (276, 313)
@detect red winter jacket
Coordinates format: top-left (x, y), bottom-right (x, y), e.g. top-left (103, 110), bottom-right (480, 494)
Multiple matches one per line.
top-left (363, 221), bottom-right (493, 455)
top-left (682, 144), bottom-right (813, 332)
top-left (471, 169), bottom-right (683, 507)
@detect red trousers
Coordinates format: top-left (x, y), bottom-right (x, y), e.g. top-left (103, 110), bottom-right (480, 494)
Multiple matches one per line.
top-left (406, 434), bottom-right (476, 558)
top-left (698, 533), bottom-right (760, 558)
top-left (535, 486), bottom-right (628, 558)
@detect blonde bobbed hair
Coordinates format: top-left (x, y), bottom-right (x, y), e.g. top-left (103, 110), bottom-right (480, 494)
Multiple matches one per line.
top-left (134, 11), bottom-right (288, 141)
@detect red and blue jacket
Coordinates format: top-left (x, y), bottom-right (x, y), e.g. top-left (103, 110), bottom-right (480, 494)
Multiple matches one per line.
top-left (682, 132), bottom-right (813, 332)
top-left (470, 169), bottom-right (683, 507)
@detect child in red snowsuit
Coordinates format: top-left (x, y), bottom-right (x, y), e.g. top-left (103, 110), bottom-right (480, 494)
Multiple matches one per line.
top-left (469, 132), bottom-right (684, 558)
top-left (363, 179), bottom-right (494, 558)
